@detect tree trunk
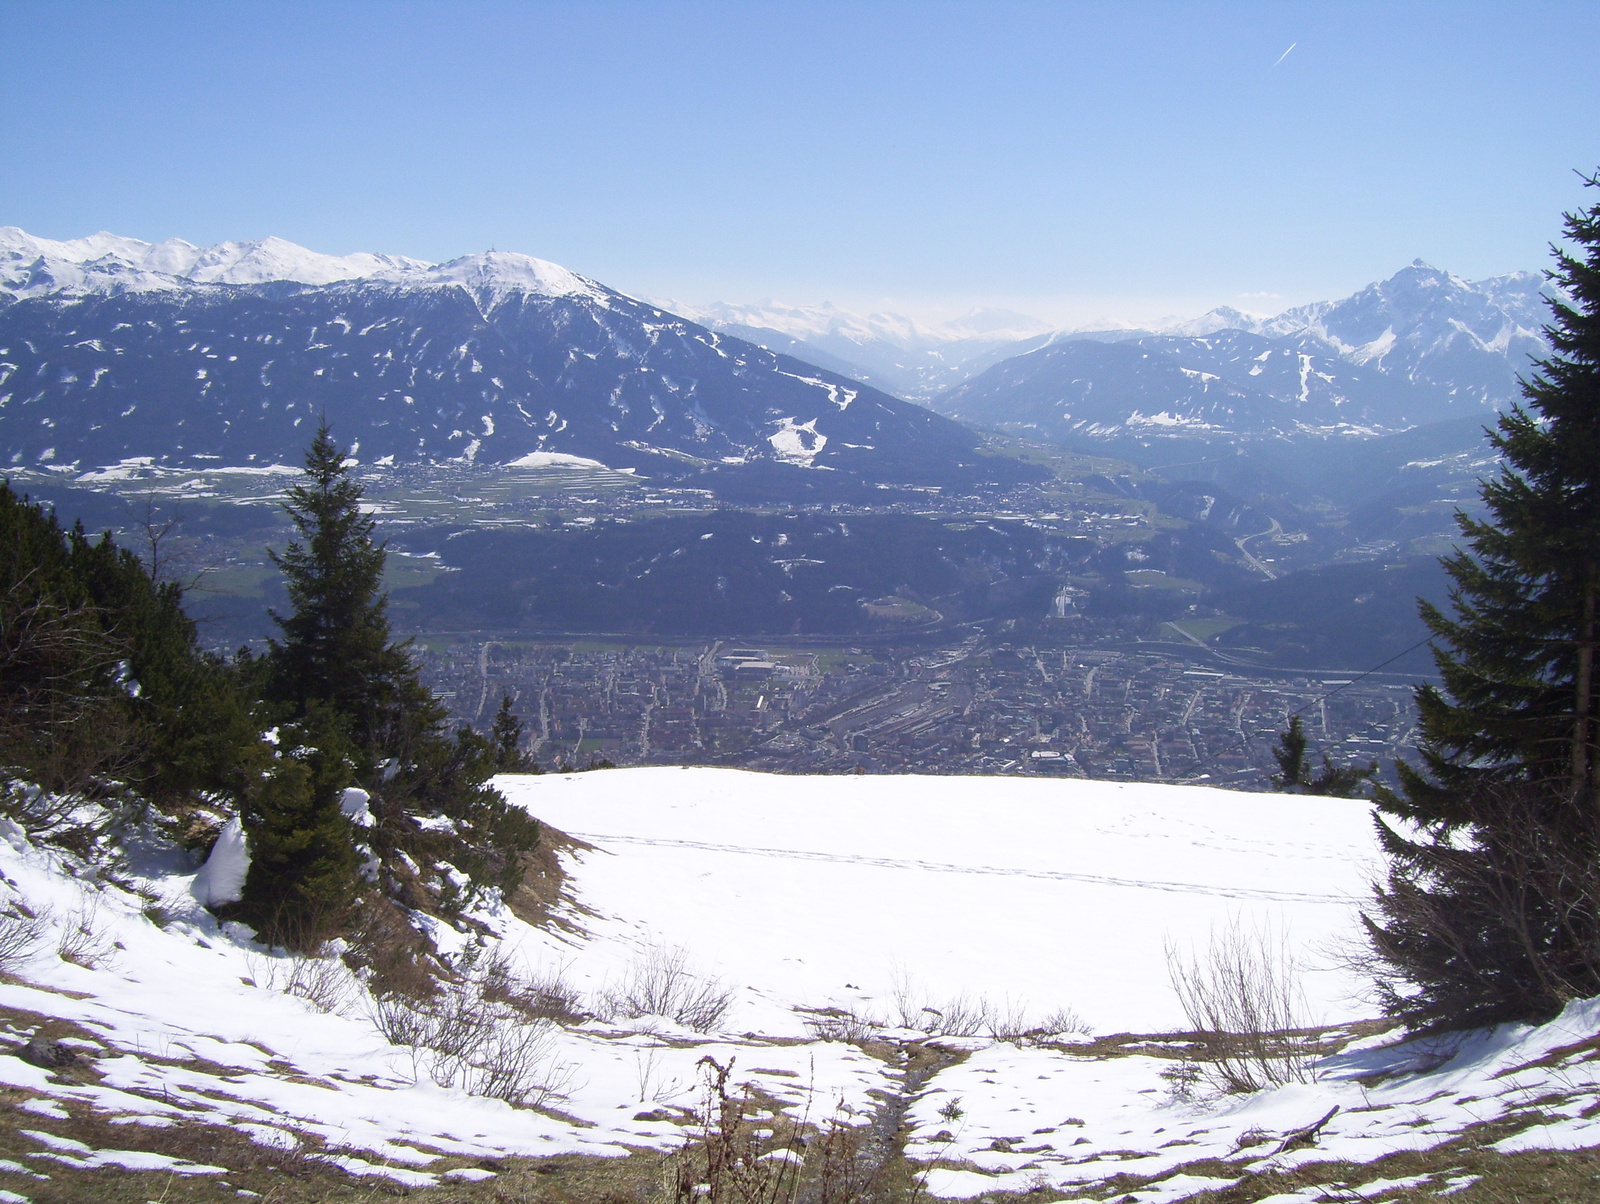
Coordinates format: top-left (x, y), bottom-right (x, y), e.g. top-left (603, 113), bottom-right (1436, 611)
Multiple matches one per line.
top-left (1575, 565), bottom-right (1597, 813)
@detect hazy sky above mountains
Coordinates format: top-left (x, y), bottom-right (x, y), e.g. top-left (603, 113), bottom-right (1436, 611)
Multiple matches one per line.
top-left (4, 0), bottom-right (1597, 327)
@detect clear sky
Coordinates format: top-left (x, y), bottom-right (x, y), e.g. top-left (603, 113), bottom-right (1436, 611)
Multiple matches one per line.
top-left (4, 0), bottom-right (1598, 326)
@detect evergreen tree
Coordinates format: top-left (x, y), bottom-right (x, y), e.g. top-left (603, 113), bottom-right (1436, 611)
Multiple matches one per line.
top-left (267, 424), bottom-right (441, 763)
top-left (255, 427), bottom-right (540, 934)
top-left (0, 482), bottom-right (260, 801)
top-left (1270, 716), bottom-right (1376, 797)
top-left (232, 704), bottom-right (359, 948)
top-left (491, 692), bottom-right (539, 772)
top-left (1364, 174), bottom-right (1600, 1029)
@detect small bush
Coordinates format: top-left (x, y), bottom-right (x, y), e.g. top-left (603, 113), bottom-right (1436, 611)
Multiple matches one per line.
top-left (1166, 916), bottom-right (1313, 1093)
top-left (249, 946), bottom-right (359, 1014)
top-left (888, 970), bottom-right (1088, 1043)
top-left (369, 955), bottom-right (579, 1109)
top-left (0, 907), bottom-right (48, 973)
top-left (56, 901), bottom-right (114, 969)
top-left (473, 946), bottom-right (586, 1024)
top-left (601, 942), bottom-right (733, 1033)
top-left (801, 1006), bottom-right (884, 1044)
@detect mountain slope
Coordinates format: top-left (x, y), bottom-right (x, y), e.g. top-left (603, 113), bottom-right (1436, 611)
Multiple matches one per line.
top-left (0, 231), bottom-right (1011, 493)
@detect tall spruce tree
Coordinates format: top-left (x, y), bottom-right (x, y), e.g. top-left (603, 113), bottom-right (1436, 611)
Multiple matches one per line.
top-left (1364, 174), bottom-right (1600, 1029)
top-left (253, 426), bottom-right (540, 939)
top-left (267, 424), bottom-right (441, 763)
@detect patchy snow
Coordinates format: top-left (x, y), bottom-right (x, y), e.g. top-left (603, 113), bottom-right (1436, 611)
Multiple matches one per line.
top-left (767, 417), bottom-right (828, 466)
top-left (0, 767), bottom-right (1596, 1198)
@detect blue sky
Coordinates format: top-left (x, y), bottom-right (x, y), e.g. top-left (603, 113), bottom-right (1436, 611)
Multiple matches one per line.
top-left (4, 0), bottom-right (1597, 325)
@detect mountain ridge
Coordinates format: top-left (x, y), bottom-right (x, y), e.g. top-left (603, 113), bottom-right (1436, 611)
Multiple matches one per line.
top-left (0, 229), bottom-right (1021, 496)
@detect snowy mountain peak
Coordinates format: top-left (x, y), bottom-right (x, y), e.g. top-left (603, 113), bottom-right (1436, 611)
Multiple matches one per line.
top-left (0, 226), bottom-right (616, 310)
top-left (414, 250), bottom-right (606, 304)
top-left (1161, 305), bottom-right (1270, 337)
top-left (0, 226), bottom-right (431, 299)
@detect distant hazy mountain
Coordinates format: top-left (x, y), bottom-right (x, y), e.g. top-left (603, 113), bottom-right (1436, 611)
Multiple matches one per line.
top-left (666, 299), bottom-right (1060, 400)
top-left (0, 229), bottom-right (1017, 497)
top-left (934, 262), bottom-right (1552, 445)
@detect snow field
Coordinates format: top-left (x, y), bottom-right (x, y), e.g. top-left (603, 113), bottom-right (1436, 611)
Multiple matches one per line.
top-left (496, 768), bottom-right (1384, 1035)
top-left (0, 767), bottom-right (1596, 1200)
top-left (0, 807), bottom-right (890, 1190)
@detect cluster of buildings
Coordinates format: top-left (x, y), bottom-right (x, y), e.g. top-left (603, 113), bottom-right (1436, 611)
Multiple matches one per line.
top-left (415, 636), bottom-right (1417, 789)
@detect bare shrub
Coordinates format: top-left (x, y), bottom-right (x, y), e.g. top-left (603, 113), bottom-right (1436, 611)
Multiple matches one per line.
top-left (601, 942), bottom-right (733, 1033)
top-left (248, 948), bottom-right (358, 1015)
top-left (891, 971), bottom-right (988, 1036)
top-left (1034, 1006), bottom-right (1092, 1038)
top-left (371, 991), bottom-right (434, 1047)
top-left (56, 901), bottom-right (115, 969)
top-left (633, 1046), bottom-right (686, 1103)
top-left (985, 998), bottom-right (1040, 1042)
top-left (0, 907), bottom-right (48, 973)
top-left (429, 1016), bottom-right (575, 1109)
top-left (1166, 916), bottom-right (1313, 1093)
top-left (888, 969), bottom-right (1086, 1043)
top-left (473, 946), bottom-right (586, 1024)
top-left (369, 975), bottom-right (578, 1108)
top-left (801, 1006), bottom-right (885, 1043)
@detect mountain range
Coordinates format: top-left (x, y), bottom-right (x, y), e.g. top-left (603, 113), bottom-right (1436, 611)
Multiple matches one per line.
top-left (932, 263), bottom-right (1553, 448)
top-left (0, 228), bottom-right (1014, 497)
top-left (0, 227), bottom-right (1555, 498)
top-left (664, 299), bottom-right (1059, 400)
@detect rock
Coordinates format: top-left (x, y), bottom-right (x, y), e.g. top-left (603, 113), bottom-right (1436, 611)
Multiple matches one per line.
top-left (17, 1035), bottom-right (78, 1069)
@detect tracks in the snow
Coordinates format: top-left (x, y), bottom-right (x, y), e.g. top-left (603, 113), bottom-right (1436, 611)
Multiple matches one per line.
top-left (570, 831), bottom-right (1351, 903)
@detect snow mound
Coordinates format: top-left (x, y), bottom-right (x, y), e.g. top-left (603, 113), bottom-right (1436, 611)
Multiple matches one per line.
top-left (189, 818), bottom-right (249, 907)
top-left (497, 767), bottom-right (1379, 1034)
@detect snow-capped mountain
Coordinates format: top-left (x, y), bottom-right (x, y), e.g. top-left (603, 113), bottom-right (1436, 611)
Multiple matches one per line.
top-left (668, 299), bottom-right (1060, 400)
top-left (936, 263), bottom-right (1553, 444)
top-left (0, 230), bottom-right (1008, 494)
top-left (0, 226), bottom-right (431, 298)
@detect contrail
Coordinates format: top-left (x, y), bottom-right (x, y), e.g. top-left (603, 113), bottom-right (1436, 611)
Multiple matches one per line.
top-left (1272, 42), bottom-right (1297, 68)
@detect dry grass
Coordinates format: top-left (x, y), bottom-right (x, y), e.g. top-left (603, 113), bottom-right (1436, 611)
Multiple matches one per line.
top-left (670, 1056), bottom-right (890, 1204)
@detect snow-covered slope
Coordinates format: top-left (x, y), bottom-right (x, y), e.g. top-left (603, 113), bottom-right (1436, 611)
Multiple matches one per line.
top-left (499, 768), bottom-right (1379, 1034)
top-left (6, 767), bottom-right (1599, 1199)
